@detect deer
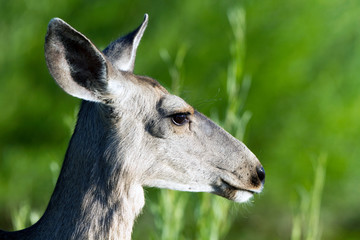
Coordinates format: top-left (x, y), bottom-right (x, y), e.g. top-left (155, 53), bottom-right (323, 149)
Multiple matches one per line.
top-left (0, 14), bottom-right (265, 240)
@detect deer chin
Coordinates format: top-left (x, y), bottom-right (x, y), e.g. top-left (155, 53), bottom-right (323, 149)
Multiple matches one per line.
top-left (232, 190), bottom-right (254, 203)
top-left (215, 179), bottom-right (262, 203)
top-left (214, 188), bottom-right (254, 203)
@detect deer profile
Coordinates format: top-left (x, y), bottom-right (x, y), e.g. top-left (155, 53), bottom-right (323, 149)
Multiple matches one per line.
top-left (0, 14), bottom-right (265, 240)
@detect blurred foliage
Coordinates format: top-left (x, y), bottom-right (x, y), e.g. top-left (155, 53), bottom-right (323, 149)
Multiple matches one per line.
top-left (1, 0), bottom-right (360, 239)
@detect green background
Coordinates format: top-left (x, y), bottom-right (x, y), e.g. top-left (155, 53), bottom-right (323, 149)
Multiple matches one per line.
top-left (0, 0), bottom-right (359, 239)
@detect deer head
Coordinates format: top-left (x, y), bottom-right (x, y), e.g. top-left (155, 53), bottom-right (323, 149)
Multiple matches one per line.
top-left (44, 14), bottom-right (265, 205)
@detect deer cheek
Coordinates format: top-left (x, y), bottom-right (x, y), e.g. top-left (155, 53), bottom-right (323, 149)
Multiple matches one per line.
top-left (144, 119), bottom-right (167, 139)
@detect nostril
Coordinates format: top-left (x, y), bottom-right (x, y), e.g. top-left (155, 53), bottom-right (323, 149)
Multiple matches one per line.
top-left (256, 166), bottom-right (265, 183)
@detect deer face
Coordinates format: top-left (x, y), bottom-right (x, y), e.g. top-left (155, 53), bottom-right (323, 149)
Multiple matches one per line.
top-left (140, 93), bottom-right (264, 202)
top-left (45, 14), bottom-right (265, 203)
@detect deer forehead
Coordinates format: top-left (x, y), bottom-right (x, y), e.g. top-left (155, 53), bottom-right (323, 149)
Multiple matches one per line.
top-left (157, 95), bottom-right (194, 116)
top-left (106, 72), bottom-right (179, 115)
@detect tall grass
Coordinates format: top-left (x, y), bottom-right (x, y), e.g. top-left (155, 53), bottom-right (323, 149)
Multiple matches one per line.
top-left (149, 6), bottom-right (251, 239)
top-left (11, 202), bottom-right (40, 231)
top-left (10, 162), bottom-right (61, 231)
top-left (291, 153), bottom-right (327, 240)
top-left (10, 114), bottom-right (71, 231)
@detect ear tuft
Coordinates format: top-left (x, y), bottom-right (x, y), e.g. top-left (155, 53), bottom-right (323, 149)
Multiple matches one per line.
top-left (45, 18), bottom-right (108, 102)
top-left (103, 14), bottom-right (148, 72)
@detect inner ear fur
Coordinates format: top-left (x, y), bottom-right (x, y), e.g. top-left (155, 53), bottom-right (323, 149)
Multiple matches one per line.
top-left (103, 14), bottom-right (148, 72)
top-left (45, 18), bottom-right (108, 102)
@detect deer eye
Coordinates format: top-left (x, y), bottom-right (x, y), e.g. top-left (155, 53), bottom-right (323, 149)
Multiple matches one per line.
top-left (171, 114), bottom-right (189, 126)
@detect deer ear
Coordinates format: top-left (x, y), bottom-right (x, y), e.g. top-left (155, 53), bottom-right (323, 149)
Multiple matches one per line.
top-left (45, 18), bottom-right (108, 102)
top-left (103, 14), bottom-right (148, 72)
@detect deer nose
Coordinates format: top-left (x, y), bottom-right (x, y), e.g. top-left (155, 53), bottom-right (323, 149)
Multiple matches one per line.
top-left (256, 165), bottom-right (265, 184)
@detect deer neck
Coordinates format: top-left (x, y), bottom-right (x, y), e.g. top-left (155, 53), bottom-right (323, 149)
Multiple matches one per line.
top-left (34, 101), bottom-right (145, 240)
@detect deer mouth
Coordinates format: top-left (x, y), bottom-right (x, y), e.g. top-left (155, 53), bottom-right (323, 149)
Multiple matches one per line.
top-left (215, 179), bottom-right (257, 203)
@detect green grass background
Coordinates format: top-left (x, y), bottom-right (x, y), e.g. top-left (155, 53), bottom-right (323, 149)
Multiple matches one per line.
top-left (1, 0), bottom-right (360, 239)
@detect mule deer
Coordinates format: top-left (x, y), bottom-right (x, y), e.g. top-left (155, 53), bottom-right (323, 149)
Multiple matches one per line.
top-left (0, 14), bottom-right (265, 240)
